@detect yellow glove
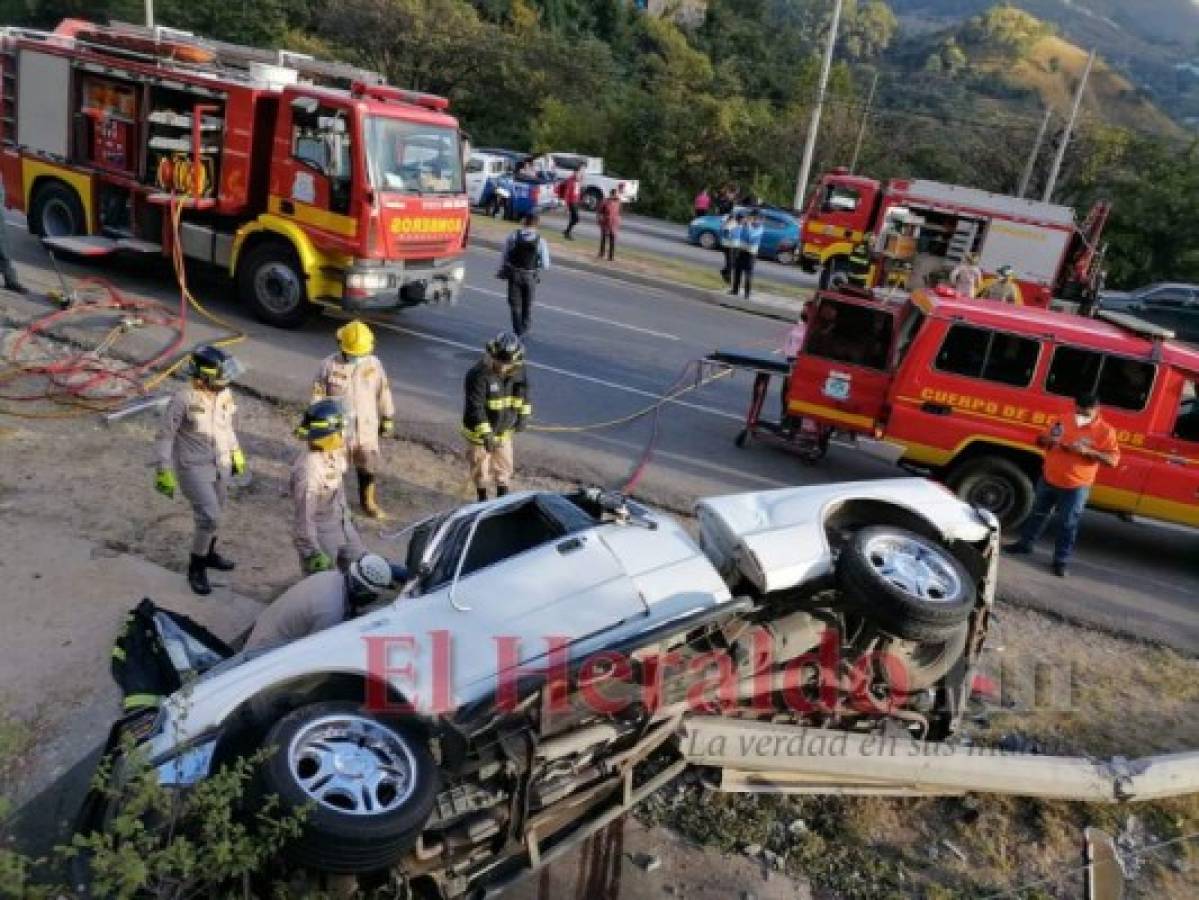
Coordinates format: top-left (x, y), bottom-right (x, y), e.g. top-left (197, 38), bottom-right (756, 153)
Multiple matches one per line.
top-left (304, 552), bottom-right (332, 574)
top-left (154, 469), bottom-right (177, 499)
top-left (230, 448), bottom-right (247, 476)
top-left (380, 417), bottom-right (394, 437)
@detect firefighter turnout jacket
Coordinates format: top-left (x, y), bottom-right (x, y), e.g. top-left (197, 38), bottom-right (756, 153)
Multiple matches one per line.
top-left (462, 360), bottom-right (532, 444)
top-left (311, 353), bottom-right (395, 457)
top-left (290, 447), bottom-right (364, 564)
top-left (155, 383), bottom-right (240, 475)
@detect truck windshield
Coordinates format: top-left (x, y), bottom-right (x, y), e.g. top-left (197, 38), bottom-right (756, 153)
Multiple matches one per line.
top-left (366, 117), bottom-right (463, 195)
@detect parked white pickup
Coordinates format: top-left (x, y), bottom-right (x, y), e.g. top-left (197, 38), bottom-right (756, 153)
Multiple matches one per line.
top-left (548, 151), bottom-right (640, 210)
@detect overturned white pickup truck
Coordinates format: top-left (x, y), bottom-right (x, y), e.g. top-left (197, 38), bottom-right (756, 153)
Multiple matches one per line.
top-left (84, 480), bottom-right (1016, 894)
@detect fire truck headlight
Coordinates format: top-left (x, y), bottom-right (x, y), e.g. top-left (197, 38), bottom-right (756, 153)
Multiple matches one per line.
top-left (450, 266), bottom-right (466, 283)
top-left (346, 271), bottom-right (391, 292)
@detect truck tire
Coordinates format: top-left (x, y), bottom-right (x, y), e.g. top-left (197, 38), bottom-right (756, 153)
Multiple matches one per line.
top-left (254, 701), bottom-right (438, 874)
top-left (837, 526), bottom-right (975, 642)
top-left (697, 230), bottom-right (719, 250)
top-left (29, 182), bottom-right (86, 239)
top-left (582, 187), bottom-right (603, 212)
top-left (237, 241), bottom-right (311, 329)
top-left (819, 258), bottom-right (849, 290)
top-left (946, 456), bottom-right (1035, 530)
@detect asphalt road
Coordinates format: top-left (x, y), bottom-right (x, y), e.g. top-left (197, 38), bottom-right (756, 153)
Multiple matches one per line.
top-left (3, 222), bottom-right (1197, 653)
top-left (537, 206), bottom-right (818, 290)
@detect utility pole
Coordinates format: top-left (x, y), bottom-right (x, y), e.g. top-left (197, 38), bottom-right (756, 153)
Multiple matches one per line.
top-left (793, 0), bottom-right (844, 211)
top-left (1042, 49), bottom-right (1095, 203)
top-left (1017, 105), bottom-right (1052, 198)
top-left (849, 70), bottom-right (879, 175)
top-left (144, 0), bottom-right (155, 28)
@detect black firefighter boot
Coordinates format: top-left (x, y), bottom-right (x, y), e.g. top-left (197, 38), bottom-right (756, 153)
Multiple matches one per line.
top-left (188, 554), bottom-right (212, 596)
top-left (205, 539), bottom-right (235, 572)
top-left (476, 487), bottom-right (488, 502)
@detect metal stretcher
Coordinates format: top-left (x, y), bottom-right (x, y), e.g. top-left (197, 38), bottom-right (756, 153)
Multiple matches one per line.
top-left (703, 348), bottom-right (832, 464)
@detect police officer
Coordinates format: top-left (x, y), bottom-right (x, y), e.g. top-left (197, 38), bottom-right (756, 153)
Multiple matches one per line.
top-left (291, 399), bottom-right (366, 575)
top-left (244, 553), bottom-right (397, 650)
top-left (154, 345), bottom-right (246, 596)
top-left (500, 213), bottom-right (551, 337)
top-left (731, 209), bottom-right (764, 300)
top-left (312, 320), bottom-right (395, 519)
top-left (847, 240), bottom-right (872, 289)
top-left (462, 332), bottom-right (531, 502)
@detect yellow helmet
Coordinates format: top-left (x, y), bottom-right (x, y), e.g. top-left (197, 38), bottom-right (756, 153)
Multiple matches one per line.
top-left (337, 320), bottom-right (375, 357)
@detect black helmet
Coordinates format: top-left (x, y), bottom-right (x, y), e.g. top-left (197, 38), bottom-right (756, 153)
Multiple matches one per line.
top-left (187, 345), bottom-right (242, 387)
top-left (486, 331), bottom-right (525, 364)
top-left (296, 398), bottom-right (346, 441)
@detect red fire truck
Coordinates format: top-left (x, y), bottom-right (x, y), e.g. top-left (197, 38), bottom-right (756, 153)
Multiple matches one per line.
top-left (798, 168), bottom-right (1108, 309)
top-left (0, 20), bottom-right (470, 327)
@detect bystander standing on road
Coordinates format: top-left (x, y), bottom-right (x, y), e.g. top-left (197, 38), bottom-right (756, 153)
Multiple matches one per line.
top-left (1005, 394), bottom-right (1120, 576)
top-left (559, 164), bottom-right (585, 240)
top-left (597, 189), bottom-right (621, 261)
top-left (716, 185), bottom-right (736, 216)
top-left (719, 210), bottom-right (744, 284)
top-left (499, 213), bottom-right (551, 337)
top-left (731, 209), bottom-right (764, 300)
top-left (693, 187), bottom-right (711, 218)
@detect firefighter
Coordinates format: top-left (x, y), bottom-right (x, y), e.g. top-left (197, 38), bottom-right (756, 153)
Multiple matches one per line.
top-left (847, 240), bottom-right (872, 288)
top-left (154, 345), bottom-right (246, 596)
top-left (949, 252), bottom-right (983, 298)
top-left (244, 553), bottom-right (398, 650)
top-left (291, 398), bottom-right (366, 575)
top-left (312, 320), bottom-right (395, 520)
top-left (500, 212), bottom-right (551, 337)
top-left (463, 332), bottom-right (531, 502)
top-left (981, 265), bottom-right (1023, 304)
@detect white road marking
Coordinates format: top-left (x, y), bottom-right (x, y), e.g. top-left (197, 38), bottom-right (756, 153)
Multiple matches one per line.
top-left (360, 315), bottom-right (743, 422)
top-left (464, 284), bottom-right (680, 341)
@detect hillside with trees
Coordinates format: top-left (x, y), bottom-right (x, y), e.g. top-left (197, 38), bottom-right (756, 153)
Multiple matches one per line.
top-left (1, 0), bottom-right (1196, 287)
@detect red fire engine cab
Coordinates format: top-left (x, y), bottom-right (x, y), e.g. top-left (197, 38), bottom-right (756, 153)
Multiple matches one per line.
top-left (798, 168), bottom-right (1109, 310)
top-left (0, 20), bottom-right (470, 327)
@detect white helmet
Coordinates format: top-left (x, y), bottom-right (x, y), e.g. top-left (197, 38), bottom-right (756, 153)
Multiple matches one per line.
top-left (347, 553), bottom-right (393, 607)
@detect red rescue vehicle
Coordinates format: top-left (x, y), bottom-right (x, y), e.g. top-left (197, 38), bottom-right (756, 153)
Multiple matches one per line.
top-left (753, 286), bottom-right (1199, 531)
top-left (0, 20), bottom-right (470, 327)
top-left (798, 168), bottom-right (1108, 309)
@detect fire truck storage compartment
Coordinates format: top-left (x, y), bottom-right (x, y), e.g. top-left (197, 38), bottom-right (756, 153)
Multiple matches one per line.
top-left (16, 49), bottom-right (71, 158)
top-left (144, 85), bottom-right (224, 199)
top-left (77, 75), bottom-right (139, 174)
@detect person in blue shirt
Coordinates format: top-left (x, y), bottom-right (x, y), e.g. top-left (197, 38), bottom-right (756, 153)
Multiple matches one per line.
top-left (500, 213), bottom-right (552, 337)
top-left (731, 209), bottom-right (764, 299)
top-left (719, 210), bottom-right (744, 284)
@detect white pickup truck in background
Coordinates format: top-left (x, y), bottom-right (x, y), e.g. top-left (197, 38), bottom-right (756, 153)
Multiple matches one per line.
top-left (548, 152), bottom-right (640, 210)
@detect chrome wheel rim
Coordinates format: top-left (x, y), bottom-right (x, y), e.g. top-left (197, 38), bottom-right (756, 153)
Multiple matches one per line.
top-left (862, 533), bottom-right (961, 603)
top-left (254, 262), bottom-right (303, 314)
top-left (287, 714), bottom-right (417, 816)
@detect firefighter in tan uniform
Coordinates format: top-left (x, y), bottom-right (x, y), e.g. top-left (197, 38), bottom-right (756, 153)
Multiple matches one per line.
top-left (462, 332), bottom-right (531, 502)
top-left (154, 346), bottom-right (246, 596)
top-left (290, 399), bottom-right (365, 575)
top-left (311, 321), bottom-right (395, 519)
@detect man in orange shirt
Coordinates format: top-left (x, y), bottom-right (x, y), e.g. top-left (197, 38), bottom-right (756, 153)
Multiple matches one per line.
top-left (1005, 394), bottom-right (1120, 576)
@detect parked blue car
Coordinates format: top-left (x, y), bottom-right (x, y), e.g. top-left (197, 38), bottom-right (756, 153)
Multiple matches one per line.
top-left (687, 207), bottom-right (801, 264)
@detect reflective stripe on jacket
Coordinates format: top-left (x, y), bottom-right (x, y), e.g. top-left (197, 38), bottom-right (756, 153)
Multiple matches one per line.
top-left (462, 360), bottom-right (531, 443)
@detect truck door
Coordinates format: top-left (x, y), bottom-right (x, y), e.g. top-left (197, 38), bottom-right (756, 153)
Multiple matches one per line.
top-left (273, 96), bottom-right (360, 246)
top-left (786, 293), bottom-right (899, 434)
top-left (1135, 373), bottom-right (1199, 527)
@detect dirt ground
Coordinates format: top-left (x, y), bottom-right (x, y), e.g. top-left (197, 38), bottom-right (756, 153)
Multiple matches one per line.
top-left (0, 373), bottom-right (1196, 897)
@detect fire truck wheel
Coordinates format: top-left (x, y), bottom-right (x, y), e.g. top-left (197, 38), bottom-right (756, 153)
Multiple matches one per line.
top-left (946, 456), bottom-right (1035, 530)
top-left (29, 182), bottom-right (85, 239)
top-left (837, 526), bottom-right (975, 642)
top-left (238, 241), bottom-right (311, 329)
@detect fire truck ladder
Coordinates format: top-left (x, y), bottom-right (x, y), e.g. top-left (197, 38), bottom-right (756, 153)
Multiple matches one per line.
top-left (945, 218), bottom-right (980, 265)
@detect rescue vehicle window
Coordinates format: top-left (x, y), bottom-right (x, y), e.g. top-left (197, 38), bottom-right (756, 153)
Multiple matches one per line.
top-left (805, 300), bottom-right (893, 370)
top-left (1174, 382), bottom-right (1199, 443)
top-left (822, 185), bottom-right (860, 213)
top-left (934, 325), bottom-right (1039, 387)
top-left (291, 104), bottom-right (353, 215)
top-left (1046, 347), bottom-right (1155, 411)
